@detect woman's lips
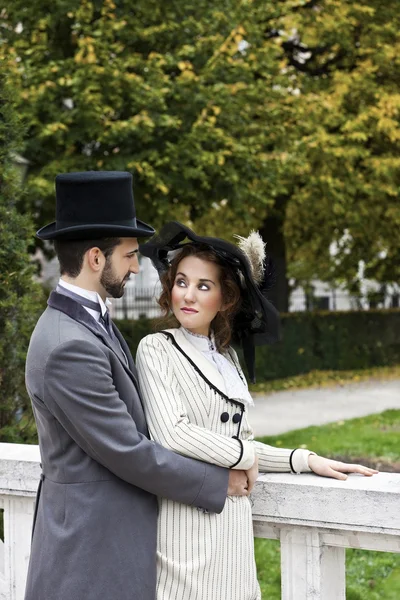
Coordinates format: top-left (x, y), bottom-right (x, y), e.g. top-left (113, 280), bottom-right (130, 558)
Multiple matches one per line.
top-left (181, 308), bottom-right (198, 314)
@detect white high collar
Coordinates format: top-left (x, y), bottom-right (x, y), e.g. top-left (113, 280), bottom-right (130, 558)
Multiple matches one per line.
top-left (180, 327), bottom-right (217, 352)
top-left (179, 328), bottom-right (254, 406)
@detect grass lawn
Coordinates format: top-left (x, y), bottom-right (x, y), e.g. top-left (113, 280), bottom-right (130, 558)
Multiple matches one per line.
top-left (254, 409), bottom-right (400, 599)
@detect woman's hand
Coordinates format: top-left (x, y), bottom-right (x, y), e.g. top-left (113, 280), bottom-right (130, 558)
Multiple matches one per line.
top-left (308, 454), bottom-right (379, 480)
top-left (245, 455), bottom-right (259, 493)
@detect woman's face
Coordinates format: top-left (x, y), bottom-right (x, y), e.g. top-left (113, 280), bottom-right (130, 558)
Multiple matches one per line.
top-left (171, 255), bottom-right (223, 337)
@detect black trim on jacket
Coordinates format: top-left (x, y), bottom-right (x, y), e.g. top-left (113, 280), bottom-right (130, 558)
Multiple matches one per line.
top-left (160, 331), bottom-right (246, 464)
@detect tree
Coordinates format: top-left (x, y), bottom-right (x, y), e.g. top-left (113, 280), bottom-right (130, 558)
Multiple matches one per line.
top-left (0, 61), bottom-right (44, 442)
top-left (280, 0), bottom-right (400, 289)
top-left (1, 1), bottom-right (294, 239)
top-left (1, 0), bottom-right (399, 311)
top-left (195, 0), bottom-right (400, 306)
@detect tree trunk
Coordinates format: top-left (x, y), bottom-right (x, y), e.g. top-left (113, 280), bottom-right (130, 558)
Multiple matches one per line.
top-left (259, 207), bottom-right (289, 313)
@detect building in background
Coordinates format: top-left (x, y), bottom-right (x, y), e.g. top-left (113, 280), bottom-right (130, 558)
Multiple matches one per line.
top-left (290, 281), bottom-right (399, 312)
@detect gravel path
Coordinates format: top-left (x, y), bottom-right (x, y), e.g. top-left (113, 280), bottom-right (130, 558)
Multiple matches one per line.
top-left (248, 379), bottom-right (400, 437)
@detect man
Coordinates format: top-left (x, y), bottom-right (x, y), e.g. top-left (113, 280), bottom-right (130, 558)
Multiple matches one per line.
top-left (25, 171), bottom-right (251, 600)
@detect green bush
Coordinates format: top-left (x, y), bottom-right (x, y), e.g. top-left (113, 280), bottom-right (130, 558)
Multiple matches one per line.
top-left (256, 310), bottom-right (400, 380)
top-left (116, 317), bottom-right (160, 358)
top-left (116, 310), bottom-right (400, 381)
top-left (0, 69), bottom-right (44, 443)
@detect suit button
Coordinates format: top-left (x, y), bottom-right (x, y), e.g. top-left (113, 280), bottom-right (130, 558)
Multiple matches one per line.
top-left (220, 412), bottom-right (230, 423)
top-left (232, 413), bottom-right (241, 424)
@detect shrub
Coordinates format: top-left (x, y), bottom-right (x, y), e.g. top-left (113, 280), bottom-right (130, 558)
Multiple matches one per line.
top-left (255, 310), bottom-right (400, 380)
top-left (0, 69), bottom-right (44, 443)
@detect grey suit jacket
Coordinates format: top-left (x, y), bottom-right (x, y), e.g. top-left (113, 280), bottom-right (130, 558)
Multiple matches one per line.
top-left (24, 291), bottom-right (228, 600)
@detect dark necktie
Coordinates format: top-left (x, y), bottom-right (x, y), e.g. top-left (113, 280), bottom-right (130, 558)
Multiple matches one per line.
top-left (56, 285), bottom-right (116, 340)
top-left (99, 309), bottom-right (116, 340)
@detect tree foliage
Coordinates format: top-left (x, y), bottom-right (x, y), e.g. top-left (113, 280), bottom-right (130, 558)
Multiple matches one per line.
top-left (281, 0), bottom-right (400, 287)
top-left (0, 62), bottom-right (44, 442)
top-left (2, 1), bottom-right (295, 236)
top-left (1, 0), bottom-right (399, 305)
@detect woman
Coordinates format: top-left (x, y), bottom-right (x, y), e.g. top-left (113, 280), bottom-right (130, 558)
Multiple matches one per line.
top-left (136, 222), bottom-right (377, 600)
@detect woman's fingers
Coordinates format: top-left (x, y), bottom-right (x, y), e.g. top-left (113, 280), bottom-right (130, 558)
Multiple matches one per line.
top-left (246, 476), bottom-right (255, 494)
top-left (342, 464), bottom-right (379, 476)
top-left (245, 456), bottom-right (259, 494)
top-left (327, 468), bottom-right (348, 481)
top-left (332, 461), bottom-right (379, 476)
top-left (308, 455), bottom-right (379, 479)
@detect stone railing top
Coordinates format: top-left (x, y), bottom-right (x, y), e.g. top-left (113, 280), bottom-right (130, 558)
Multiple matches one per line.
top-left (0, 443), bottom-right (399, 536)
top-left (0, 443), bottom-right (40, 496)
top-left (0, 442), bottom-right (41, 463)
top-left (251, 471), bottom-right (400, 535)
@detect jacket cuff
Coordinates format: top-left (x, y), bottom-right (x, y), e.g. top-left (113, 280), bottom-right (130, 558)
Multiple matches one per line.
top-left (192, 463), bottom-right (229, 514)
top-left (290, 449), bottom-right (316, 473)
top-left (233, 440), bottom-right (255, 470)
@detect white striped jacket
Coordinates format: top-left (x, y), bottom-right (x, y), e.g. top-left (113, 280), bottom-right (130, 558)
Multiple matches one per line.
top-left (137, 328), bottom-right (311, 475)
top-left (136, 328), bottom-right (312, 600)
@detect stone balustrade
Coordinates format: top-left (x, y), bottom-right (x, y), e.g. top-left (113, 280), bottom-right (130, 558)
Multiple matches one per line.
top-left (0, 442), bottom-right (399, 599)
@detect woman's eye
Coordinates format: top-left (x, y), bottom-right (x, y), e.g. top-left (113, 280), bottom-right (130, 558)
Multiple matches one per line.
top-left (199, 284), bottom-right (209, 291)
top-left (176, 279), bottom-right (186, 287)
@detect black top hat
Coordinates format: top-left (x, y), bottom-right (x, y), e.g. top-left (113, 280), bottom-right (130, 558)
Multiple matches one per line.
top-left (140, 221), bottom-right (280, 383)
top-left (37, 171), bottom-right (155, 240)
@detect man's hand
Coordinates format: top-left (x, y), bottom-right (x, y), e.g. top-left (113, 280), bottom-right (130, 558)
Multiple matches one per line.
top-left (245, 455), bottom-right (259, 493)
top-left (308, 455), bottom-right (379, 481)
top-left (227, 470), bottom-right (249, 496)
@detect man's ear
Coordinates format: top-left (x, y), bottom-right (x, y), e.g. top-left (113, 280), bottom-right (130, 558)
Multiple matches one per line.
top-left (86, 247), bottom-right (104, 272)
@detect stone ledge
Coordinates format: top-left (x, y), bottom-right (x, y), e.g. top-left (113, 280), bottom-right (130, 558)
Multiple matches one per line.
top-left (251, 472), bottom-right (400, 534)
top-left (0, 443), bottom-right (40, 495)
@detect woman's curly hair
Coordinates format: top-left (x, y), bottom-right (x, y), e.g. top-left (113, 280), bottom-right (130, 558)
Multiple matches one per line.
top-left (158, 243), bottom-right (242, 350)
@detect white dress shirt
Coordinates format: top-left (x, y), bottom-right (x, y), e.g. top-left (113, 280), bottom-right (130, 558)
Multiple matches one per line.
top-left (58, 279), bottom-right (112, 335)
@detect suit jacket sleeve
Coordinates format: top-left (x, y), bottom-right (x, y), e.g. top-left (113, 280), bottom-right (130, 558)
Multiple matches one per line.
top-left (136, 335), bottom-right (255, 470)
top-left (41, 338), bottom-right (229, 513)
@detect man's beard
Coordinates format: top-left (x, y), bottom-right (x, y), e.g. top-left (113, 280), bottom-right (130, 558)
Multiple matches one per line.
top-left (100, 259), bottom-right (130, 298)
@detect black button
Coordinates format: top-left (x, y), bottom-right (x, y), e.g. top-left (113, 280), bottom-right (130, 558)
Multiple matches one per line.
top-left (232, 413), bottom-right (241, 424)
top-left (220, 412), bottom-right (230, 423)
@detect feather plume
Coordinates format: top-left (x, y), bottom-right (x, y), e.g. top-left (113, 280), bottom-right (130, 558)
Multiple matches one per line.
top-left (234, 231), bottom-right (266, 285)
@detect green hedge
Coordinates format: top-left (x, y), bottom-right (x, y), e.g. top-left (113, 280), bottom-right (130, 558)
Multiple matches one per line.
top-left (117, 317), bottom-right (161, 357)
top-left (254, 309), bottom-right (400, 381)
top-left (116, 309), bottom-right (400, 382)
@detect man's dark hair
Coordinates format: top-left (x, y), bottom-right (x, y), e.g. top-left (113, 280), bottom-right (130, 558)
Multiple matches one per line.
top-left (54, 238), bottom-right (122, 277)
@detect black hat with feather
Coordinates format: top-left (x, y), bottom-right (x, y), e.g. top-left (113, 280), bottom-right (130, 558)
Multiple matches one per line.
top-left (139, 221), bottom-right (280, 383)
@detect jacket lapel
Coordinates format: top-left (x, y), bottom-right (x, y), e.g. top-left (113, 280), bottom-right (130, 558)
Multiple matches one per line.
top-left (166, 328), bottom-right (227, 395)
top-left (47, 291), bottom-right (139, 389)
top-left (112, 323), bottom-right (138, 380)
